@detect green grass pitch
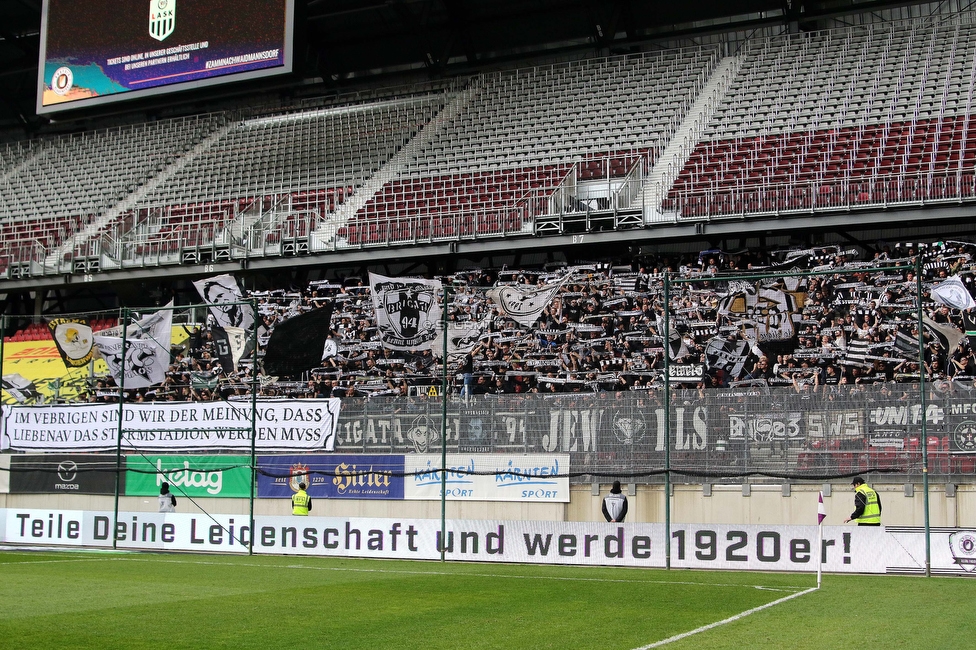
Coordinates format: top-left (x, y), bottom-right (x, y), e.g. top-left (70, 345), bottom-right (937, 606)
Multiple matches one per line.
top-left (0, 550), bottom-right (974, 649)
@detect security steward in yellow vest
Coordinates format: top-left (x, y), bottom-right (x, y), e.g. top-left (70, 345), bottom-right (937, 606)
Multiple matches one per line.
top-left (292, 482), bottom-right (311, 516)
top-left (844, 476), bottom-right (881, 525)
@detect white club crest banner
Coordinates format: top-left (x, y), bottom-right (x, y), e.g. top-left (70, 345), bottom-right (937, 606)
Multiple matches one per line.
top-left (931, 276), bottom-right (976, 310)
top-left (94, 337), bottom-right (169, 389)
top-left (149, 0), bottom-right (176, 42)
top-left (488, 275), bottom-right (568, 328)
top-left (369, 273), bottom-right (442, 351)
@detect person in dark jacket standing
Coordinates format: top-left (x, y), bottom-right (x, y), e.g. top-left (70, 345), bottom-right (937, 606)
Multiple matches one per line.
top-left (602, 480), bottom-right (628, 522)
top-left (158, 482), bottom-right (177, 513)
top-left (844, 476), bottom-right (882, 525)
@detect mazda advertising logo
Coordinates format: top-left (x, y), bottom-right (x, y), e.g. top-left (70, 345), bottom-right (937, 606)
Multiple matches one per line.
top-left (9, 455), bottom-right (118, 494)
top-left (57, 460), bottom-right (78, 482)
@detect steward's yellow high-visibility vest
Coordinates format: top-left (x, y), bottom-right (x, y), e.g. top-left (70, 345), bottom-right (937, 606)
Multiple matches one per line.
top-left (855, 484), bottom-right (881, 524)
top-left (292, 490), bottom-right (311, 516)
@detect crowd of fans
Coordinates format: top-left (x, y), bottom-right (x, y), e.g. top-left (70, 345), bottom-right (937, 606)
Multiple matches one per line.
top-left (80, 238), bottom-right (976, 403)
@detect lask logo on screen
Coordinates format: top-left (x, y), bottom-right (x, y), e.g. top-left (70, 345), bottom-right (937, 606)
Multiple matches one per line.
top-left (149, 0), bottom-right (176, 42)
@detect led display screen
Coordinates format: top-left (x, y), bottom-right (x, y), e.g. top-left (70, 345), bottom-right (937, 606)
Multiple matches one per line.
top-left (37, 0), bottom-right (294, 114)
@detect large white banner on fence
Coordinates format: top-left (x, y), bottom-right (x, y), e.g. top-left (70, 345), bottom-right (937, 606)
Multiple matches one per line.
top-left (3, 509), bottom-right (969, 574)
top-left (403, 454), bottom-right (570, 502)
top-left (0, 400), bottom-right (341, 452)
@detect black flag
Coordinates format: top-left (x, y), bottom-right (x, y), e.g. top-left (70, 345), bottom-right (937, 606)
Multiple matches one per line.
top-left (263, 305), bottom-right (334, 377)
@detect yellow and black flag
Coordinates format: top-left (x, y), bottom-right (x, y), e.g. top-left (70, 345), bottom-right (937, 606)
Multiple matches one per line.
top-left (47, 317), bottom-right (95, 368)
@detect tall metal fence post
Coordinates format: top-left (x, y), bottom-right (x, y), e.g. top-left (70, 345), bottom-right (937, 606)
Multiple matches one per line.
top-left (249, 298), bottom-right (259, 556)
top-left (440, 285), bottom-right (450, 562)
top-left (663, 271), bottom-right (672, 570)
top-left (915, 256), bottom-right (931, 577)
top-left (113, 307), bottom-right (130, 551)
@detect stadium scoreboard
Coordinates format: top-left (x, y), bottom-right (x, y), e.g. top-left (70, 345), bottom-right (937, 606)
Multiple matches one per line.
top-left (36, 0), bottom-right (295, 114)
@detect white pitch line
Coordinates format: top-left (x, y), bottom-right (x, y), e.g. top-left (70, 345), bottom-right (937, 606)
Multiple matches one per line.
top-left (633, 585), bottom-right (820, 649)
top-left (0, 557), bottom-right (120, 566)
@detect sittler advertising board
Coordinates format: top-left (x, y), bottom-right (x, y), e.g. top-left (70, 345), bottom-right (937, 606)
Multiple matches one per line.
top-left (125, 455), bottom-right (252, 497)
top-left (256, 455), bottom-right (405, 500)
top-left (9, 454), bottom-right (119, 494)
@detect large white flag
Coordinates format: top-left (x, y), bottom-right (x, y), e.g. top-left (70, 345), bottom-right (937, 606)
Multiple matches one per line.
top-left (931, 275), bottom-right (976, 310)
top-left (129, 301), bottom-right (174, 348)
top-left (369, 273), bottom-right (442, 351)
top-left (193, 274), bottom-right (255, 331)
top-left (488, 275), bottom-right (567, 328)
top-left (97, 301), bottom-right (175, 344)
top-left (94, 337), bottom-right (169, 389)
top-left (94, 304), bottom-right (172, 389)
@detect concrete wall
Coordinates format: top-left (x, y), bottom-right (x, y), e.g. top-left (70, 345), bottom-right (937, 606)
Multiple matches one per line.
top-left (2, 481), bottom-right (972, 527)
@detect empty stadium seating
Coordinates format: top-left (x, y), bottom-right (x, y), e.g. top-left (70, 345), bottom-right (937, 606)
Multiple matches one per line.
top-left (339, 48), bottom-right (715, 245)
top-left (665, 16), bottom-right (976, 217)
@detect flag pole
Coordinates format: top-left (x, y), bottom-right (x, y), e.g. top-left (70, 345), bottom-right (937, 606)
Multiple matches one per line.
top-left (817, 522), bottom-right (823, 589)
top-left (817, 490), bottom-right (826, 589)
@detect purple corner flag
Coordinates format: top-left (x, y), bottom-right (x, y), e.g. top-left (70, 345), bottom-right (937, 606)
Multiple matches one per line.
top-left (818, 491), bottom-right (826, 524)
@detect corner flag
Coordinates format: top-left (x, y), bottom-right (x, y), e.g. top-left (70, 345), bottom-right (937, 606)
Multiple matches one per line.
top-left (817, 490), bottom-right (827, 588)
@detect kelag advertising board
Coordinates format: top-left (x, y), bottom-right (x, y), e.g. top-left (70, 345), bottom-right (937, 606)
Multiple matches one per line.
top-left (37, 0), bottom-right (295, 114)
top-left (126, 455), bottom-right (252, 498)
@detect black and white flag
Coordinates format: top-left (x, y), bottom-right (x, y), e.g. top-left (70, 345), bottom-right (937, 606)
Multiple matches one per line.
top-left (211, 326), bottom-right (249, 373)
top-left (704, 336), bottom-right (750, 377)
top-left (369, 273), bottom-right (442, 351)
top-left (717, 285), bottom-right (801, 342)
top-left (435, 316), bottom-right (489, 360)
top-left (193, 274), bottom-right (255, 331)
top-left (94, 337), bottom-right (169, 389)
top-left (655, 315), bottom-right (690, 361)
top-left (94, 304), bottom-right (172, 389)
top-left (46, 317), bottom-right (95, 368)
top-left (923, 315), bottom-right (966, 354)
top-left (488, 274), bottom-right (568, 328)
top-left (263, 304), bottom-right (334, 377)
top-left (892, 329), bottom-right (919, 359)
top-left (931, 276), bottom-right (976, 310)
top-left (2, 373), bottom-right (42, 404)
